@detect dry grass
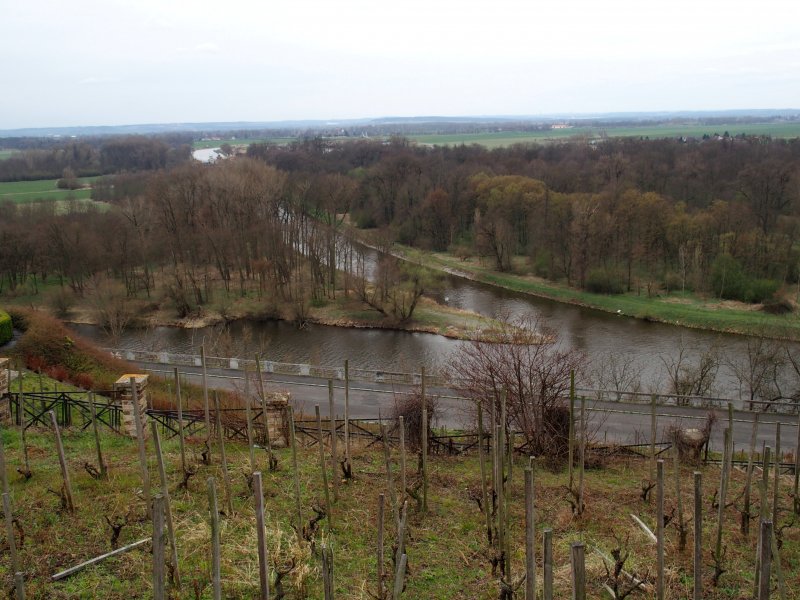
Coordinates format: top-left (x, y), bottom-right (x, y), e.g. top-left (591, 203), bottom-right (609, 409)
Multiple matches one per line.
top-left (0, 419), bottom-right (797, 598)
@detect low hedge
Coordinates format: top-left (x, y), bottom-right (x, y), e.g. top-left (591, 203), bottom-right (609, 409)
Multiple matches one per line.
top-left (0, 309), bottom-right (12, 346)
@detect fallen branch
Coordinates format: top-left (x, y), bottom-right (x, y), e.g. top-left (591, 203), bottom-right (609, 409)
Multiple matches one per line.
top-left (51, 538), bottom-right (151, 581)
top-left (629, 514), bottom-right (657, 543)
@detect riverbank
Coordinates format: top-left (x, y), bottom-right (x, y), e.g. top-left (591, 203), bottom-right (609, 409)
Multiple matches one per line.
top-left (382, 242), bottom-right (800, 341)
top-left (0, 284), bottom-right (509, 343)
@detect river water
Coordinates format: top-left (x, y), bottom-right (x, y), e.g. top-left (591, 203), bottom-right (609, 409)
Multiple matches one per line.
top-left (192, 148), bottom-right (221, 163)
top-left (71, 257), bottom-right (800, 402)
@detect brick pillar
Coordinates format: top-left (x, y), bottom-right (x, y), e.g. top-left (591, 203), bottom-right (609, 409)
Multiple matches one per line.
top-left (114, 374), bottom-right (149, 439)
top-left (0, 358), bottom-right (9, 424)
top-left (265, 392), bottom-right (290, 447)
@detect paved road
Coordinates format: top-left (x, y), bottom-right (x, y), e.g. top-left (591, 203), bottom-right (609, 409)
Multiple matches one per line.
top-left (134, 361), bottom-right (800, 455)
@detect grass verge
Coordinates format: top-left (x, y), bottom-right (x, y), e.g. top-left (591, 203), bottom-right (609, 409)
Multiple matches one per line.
top-left (389, 245), bottom-right (800, 340)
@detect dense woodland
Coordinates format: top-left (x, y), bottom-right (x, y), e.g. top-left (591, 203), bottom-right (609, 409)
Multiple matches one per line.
top-left (250, 135), bottom-right (800, 303)
top-left (0, 135), bottom-right (192, 181)
top-left (1, 135), bottom-right (799, 320)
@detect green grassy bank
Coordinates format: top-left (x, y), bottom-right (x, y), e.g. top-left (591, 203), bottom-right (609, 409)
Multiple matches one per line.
top-left (390, 245), bottom-right (800, 340)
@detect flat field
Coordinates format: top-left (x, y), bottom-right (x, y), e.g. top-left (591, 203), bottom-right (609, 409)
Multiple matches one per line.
top-left (408, 121), bottom-right (800, 147)
top-left (0, 177), bottom-right (100, 204)
top-left (0, 149), bottom-right (20, 160)
top-left (192, 137), bottom-right (294, 149)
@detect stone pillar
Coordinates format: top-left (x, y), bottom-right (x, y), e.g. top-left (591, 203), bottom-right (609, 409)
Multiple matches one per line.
top-left (0, 358), bottom-right (8, 396)
top-left (264, 392), bottom-right (290, 448)
top-left (114, 373), bottom-right (149, 439)
top-left (0, 358), bottom-right (10, 423)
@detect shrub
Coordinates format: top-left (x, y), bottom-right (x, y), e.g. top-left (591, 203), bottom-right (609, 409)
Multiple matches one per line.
top-left (392, 390), bottom-right (438, 450)
top-left (0, 309), bottom-right (11, 346)
top-left (762, 294), bottom-right (795, 315)
top-left (748, 279), bottom-right (780, 304)
top-left (710, 254), bottom-right (749, 301)
top-left (25, 355), bottom-right (47, 373)
top-left (584, 268), bottom-right (625, 294)
top-left (72, 372), bottom-right (95, 390)
top-left (45, 365), bottom-right (69, 382)
top-left (711, 254), bottom-right (781, 303)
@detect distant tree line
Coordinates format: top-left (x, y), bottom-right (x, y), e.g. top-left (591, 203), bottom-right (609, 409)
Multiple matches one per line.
top-left (0, 135), bottom-right (192, 181)
top-left (247, 136), bottom-right (800, 304)
top-left (0, 158), bottom-right (423, 324)
top-left (1, 133), bottom-right (799, 327)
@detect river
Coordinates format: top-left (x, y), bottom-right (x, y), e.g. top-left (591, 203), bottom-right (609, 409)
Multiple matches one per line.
top-left (70, 253), bottom-right (800, 403)
top-left (192, 147), bottom-right (221, 163)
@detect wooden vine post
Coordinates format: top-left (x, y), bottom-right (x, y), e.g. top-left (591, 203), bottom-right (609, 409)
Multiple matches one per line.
top-left (656, 460), bottom-right (665, 600)
top-left (794, 409), bottom-right (800, 515)
top-left (255, 357), bottom-right (273, 452)
top-left (568, 370), bottom-right (575, 489)
top-left (321, 541), bottom-right (334, 600)
top-left (328, 380), bottom-right (339, 502)
top-left (208, 478), bottom-right (221, 600)
top-left (253, 471), bottom-right (270, 600)
top-left (150, 421), bottom-right (181, 588)
top-left (244, 369), bottom-right (256, 473)
top-left (758, 520), bottom-right (772, 600)
top-left (772, 422), bottom-right (781, 528)
top-left (49, 410), bottom-right (75, 512)
top-left (770, 422), bottom-right (787, 600)
top-left (421, 366), bottom-right (428, 513)
top-left (14, 571), bottom-right (24, 600)
top-left (570, 542), bottom-right (585, 600)
top-left (650, 395), bottom-right (657, 483)
top-left (288, 406), bottom-right (303, 540)
top-left (200, 344), bottom-right (211, 445)
top-left (792, 413), bottom-right (800, 515)
top-left (152, 494), bottom-right (167, 600)
top-left (742, 412), bottom-right (760, 536)
top-left (399, 416), bottom-right (407, 503)
top-left (577, 395), bottom-right (586, 515)
top-left (88, 392), bottom-right (107, 479)
top-left (316, 405), bottom-right (333, 531)
top-left (174, 368), bottom-right (187, 477)
top-left (344, 359), bottom-right (352, 477)
top-left (213, 392), bottom-right (234, 515)
top-left (381, 422), bottom-right (399, 527)
top-left (693, 471), bottom-right (702, 600)
top-left (673, 444), bottom-right (686, 551)
top-left (754, 445), bottom-right (771, 597)
top-left (477, 401), bottom-right (491, 544)
top-left (713, 426), bottom-right (731, 577)
top-left (524, 463), bottom-right (536, 600)
top-left (543, 529), bottom-right (553, 600)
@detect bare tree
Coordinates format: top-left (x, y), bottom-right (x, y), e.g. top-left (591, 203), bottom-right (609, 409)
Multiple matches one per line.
top-left (591, 352), bottom-right (644, 400)
top-left (659, 337), bottom-right (720, 404)
top-left (449, 315), bottom-right (585, 457)
top-left (727, 334), bottom-right (785, 411)
top-left (87, 275), bottom-right (137, 343)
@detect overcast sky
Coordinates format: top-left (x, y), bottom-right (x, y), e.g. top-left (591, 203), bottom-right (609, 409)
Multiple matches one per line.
top-left (2, 0), bottom-right (799, 129)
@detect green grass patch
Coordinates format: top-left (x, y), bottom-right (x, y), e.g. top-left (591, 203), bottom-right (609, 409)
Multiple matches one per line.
top-left (0, 423), bottom-right (793, 598)
top-left (0, 149), bottom-right (20, 160)
top-left (192, 137), bottom-right (294, 150)
top-left (0, 176), bottom-right (101, 204)
top-left (407, 122), bottom-right (800, 147)
top-left (308, 294), bottom-right (509, 340)
top-left (0, 309), bottom-right (12, 345)
top-left (392, 245), bottom-right (800, 340)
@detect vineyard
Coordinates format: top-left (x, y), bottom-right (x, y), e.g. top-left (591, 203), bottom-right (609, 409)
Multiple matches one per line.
top-left (0, 368), bottom-right (798, 599)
